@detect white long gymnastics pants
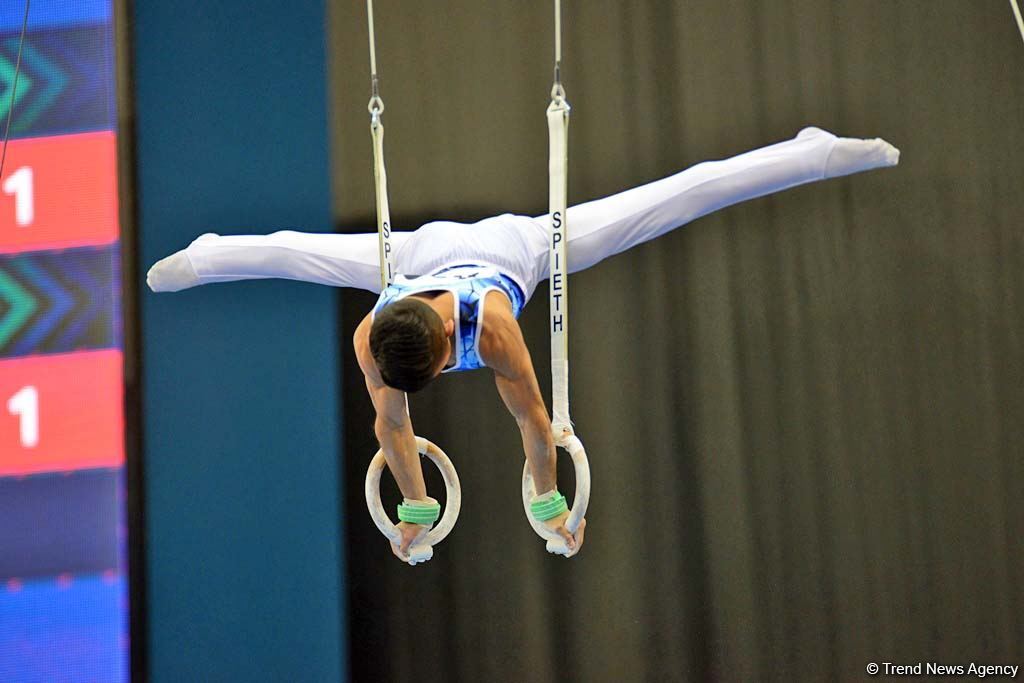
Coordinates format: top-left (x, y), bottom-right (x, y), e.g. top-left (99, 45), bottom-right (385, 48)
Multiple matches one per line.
top-left (148, 127), bottom-right (899, 301)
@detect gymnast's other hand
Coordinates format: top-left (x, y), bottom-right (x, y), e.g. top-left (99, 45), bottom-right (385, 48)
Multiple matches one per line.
top-left (390, 521), bottom-right (430, 563)
top-left (545, 510), bottom-right (586, 557)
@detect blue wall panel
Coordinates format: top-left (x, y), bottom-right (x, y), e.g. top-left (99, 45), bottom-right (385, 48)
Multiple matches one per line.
top-left (0, 575), bottom-right (127, 683)
top-left (133, 1), bottom-right (344, 681)
top-left (0, 1), bottom-right (110, 32)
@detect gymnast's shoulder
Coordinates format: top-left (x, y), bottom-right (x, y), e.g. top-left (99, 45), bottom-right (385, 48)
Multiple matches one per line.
top-left (352, 312), bottom-right (384, 386)
top-left (479, 291), bottom-right (528, 378)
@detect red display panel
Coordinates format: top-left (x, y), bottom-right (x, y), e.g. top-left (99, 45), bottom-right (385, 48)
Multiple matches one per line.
top-left (0, 131), bottom-right (119, 254)
top-left (0, 349), bottom-right (124, 476)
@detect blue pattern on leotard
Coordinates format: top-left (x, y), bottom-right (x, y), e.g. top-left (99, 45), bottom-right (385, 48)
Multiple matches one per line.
top-left (372, 264), bottom-right (526, 373)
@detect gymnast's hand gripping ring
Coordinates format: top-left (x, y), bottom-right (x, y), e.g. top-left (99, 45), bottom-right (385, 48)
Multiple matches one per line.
top-left (521, 431), bottom-right (591, 556)
top-left (365, 437), bottom-right (461, 566)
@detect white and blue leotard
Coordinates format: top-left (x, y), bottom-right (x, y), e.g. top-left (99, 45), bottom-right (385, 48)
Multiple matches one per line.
top-left (372, 264), bottom-right (526, 373)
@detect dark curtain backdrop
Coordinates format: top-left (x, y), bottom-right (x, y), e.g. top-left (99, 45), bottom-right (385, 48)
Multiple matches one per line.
top-left (329, 2), bottom-right (1023, 681)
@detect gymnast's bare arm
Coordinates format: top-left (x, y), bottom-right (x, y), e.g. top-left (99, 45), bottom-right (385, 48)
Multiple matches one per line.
top-left (353, 314), bottom-right (431, 561)
top-left (480, 297), bottom-right (585, 555)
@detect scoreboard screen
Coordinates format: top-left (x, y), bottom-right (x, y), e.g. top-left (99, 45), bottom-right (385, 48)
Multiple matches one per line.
top-left (0, 2), bottom-right (131, 681)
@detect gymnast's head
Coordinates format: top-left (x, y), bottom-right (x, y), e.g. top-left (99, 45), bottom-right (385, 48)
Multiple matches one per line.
top-left (370, 298), bottom-right (453, 393)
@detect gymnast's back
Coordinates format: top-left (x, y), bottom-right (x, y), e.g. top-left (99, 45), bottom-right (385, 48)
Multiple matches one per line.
top-left (396, 215), bottom-right (545, 300)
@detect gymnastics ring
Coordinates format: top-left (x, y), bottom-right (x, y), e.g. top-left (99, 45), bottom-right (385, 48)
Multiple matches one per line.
top-left (521, 431), bottom-right (591, 556)
top-left (365, 436), bottom-right (461, 566)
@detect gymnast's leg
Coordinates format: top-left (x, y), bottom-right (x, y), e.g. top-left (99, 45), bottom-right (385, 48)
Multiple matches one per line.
top-left (540, 126), bottom-right (898, 276)
top-left (147, 230), bottom-right (412, 294)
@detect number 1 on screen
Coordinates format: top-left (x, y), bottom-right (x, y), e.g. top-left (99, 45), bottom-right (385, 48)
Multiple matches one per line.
top-left (7, 385), bottom-right (39, 448)
top-left (2, 166), bottom-right (34, 227)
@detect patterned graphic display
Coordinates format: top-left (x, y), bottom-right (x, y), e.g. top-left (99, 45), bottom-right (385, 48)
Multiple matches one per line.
top-left (0, 246), bottom-right (120, 357)
top-left (0, 4), bottom-right (128, 681)
top-left (0, 25), bottom-right (115, 139)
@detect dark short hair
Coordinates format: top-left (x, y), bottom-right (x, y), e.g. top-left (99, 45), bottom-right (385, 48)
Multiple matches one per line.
top-left (369, 299), bottom-right (448, 393)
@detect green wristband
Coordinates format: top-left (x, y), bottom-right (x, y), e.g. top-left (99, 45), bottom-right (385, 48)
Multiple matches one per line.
top-left (530, 490), bottom-right (568, 522)
top-left (397, 499), bottom-right (441, 525)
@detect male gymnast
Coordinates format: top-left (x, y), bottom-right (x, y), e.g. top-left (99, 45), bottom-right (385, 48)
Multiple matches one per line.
top-left (148, 126), bottom-right (899, 561)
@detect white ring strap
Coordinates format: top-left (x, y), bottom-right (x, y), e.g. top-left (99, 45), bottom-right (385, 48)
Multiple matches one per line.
top-left (363, 2), bottom-right (459, 566)
top-left (521, 1), bottom-right (592, 554)
top-left (370, 117), bottom-right (394, 289)
top-left (547, 98), bottom-right (571, 436)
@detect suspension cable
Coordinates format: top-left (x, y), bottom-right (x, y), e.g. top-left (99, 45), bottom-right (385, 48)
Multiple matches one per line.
top-left (366, 0), bottom-right (393, 289)
top-left (551, 0), bottom-right (566, 102)
top-left (0, 0), bottom-right (31, 180)
top-left (1012, 0), bottom-right (1024, 47)
top-left (366, 0), bottom-right (382, 114)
